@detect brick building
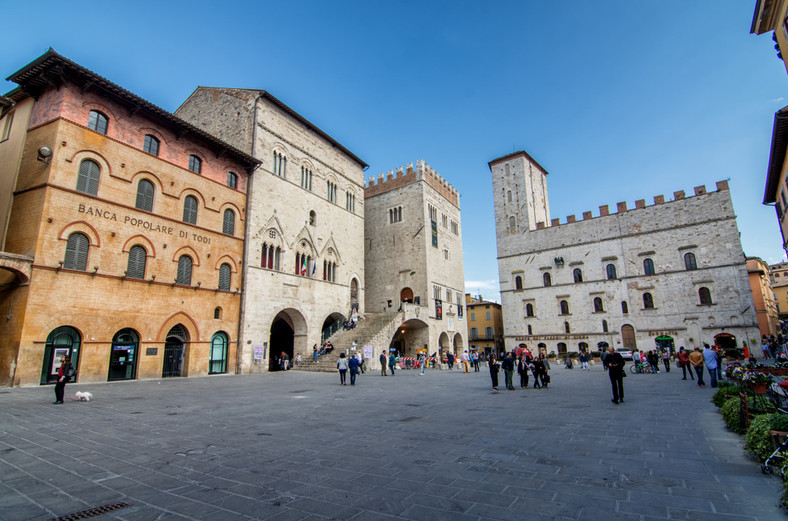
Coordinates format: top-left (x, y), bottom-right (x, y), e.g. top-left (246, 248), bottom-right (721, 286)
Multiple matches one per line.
top-left (491, 150), bottom-right (760, 357)
top-left (0, 50), bottom-right (258, 387)
top-left (465, 294), bottom-right (504, 357)
top-left (747, 257), bottom-right (779, 337)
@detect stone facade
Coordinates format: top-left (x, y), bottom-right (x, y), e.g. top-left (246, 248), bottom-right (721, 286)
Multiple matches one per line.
top-left (0, 50), bottom-right (258, 387)
top-left (491, 151), bottom-right (760, 357)
top-left (176, 88), bottom-right (366, 372)
top-left (769, 261), bottom-right (788, 323)
top-left (364, 160), bottom-right (465, 356)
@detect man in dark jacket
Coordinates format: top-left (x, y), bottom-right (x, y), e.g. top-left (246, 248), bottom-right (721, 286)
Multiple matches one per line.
top-left (379, 351), bottom-right (387, 376)
top-left (502, 352), bottom-right (515, 390)
top-left (606, 346), bottom-right (626, 404)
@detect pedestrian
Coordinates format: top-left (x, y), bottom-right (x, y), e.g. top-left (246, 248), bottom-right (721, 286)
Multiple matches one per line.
top-left (53, 355), bottom-right (73, 404)
top-left (447, 352), bottom-right (455, 370)
top-left (502, 352), bottom-right (515, 390)
top-left (600, 349), bottom-right (608, 371)
top-left (762, 338), bottom-right (772, 359)
top-left (632, 349), bottom-right (641, 370)
top-left (419, 352), bottom-right (427, 376)
top-left (461, 350), bottom-right (471, 373)
top-left (337, 353), bottom-right (348, 385)
top-left (532, 357), bottom-right (544, 389)
top-left (689, 346), bottom-right (705, 387)
top-left (489, 354), bottom-right (500, 390)
top-left (356, 352), bottom-right (365, 374)
top-left (313, 344), bottom-right (319, 362)
top-left (579, 352), bottom-right (589, 371)
top-left (517, 355), bottom-right (529, 388)
top-left (472, 351), bottom-right (480, 372)
top-left (677, 347), bottom-right (694, 380)
top-left (295, 353), bottom-right (302, 366)
top-left (539, 354), bottom-right (550, 388)
top-left (703, 343), bottom-right (718, 388)
top-left (646, 351), bottom-right (659, 374)
top-left (606, 346), bottom-right (625, 404)
top-left (714, 346), bottom-right (723, 381)
top-left (379, 350), bottom-right (387, 376)
top-left (348, 354), bottom-right (361, 385)
top-left (388, 351), bottom-right (397, 376)
top-left (661, 349), bottom-right (671, 373)
top-left (280, 351), bottom-right (289, 371)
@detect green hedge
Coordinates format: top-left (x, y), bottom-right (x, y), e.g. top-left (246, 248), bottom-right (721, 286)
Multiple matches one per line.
top-left (721, 396), bottom-right (775, 435)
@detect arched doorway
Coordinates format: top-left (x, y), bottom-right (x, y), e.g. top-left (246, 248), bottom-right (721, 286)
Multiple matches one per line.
top-left (453, 333), bottom-right (464, 357)
top-left (350, 278), bottom-right (359, 316)
top-left (578, 342), bottom-right (588, 353)
top-left (389, 319), bottom-right (429, 358)
top-left (400, 287), bottom-right (413, 303)
top-left (109, 328), bottom-right (138, 381)
top-left (269, 309), bottom-right (308, 371)
top-left (322, 312), bottom-right (345, 343)
top-left (438, 332), bottom-right (450, 355)
top-left (655, 335), bottom-right (674, 353)
top-left (163, 324), bottom-right (189, 377)
top-left (621, 324), bottom-right (637, 349)
top-left (209, 332), bottom-right (229, 374)
top-left (557, 342), bottom-right (567, 356)
top-left (41, 326), bottom-right (81, 385)
top-left (714, 333), bottom-right (737, 350)
top-left (597, 341), bottom-right (609, 351)
top-left (537, 342), bottom-right (547, 357)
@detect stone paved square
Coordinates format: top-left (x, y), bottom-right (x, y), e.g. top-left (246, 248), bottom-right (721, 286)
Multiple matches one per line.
top-left (0, 364), bottom-right (783, 520)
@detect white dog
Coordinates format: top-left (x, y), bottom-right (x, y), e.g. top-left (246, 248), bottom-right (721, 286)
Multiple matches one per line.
top-left (74, 391), bottom-right (93, 402)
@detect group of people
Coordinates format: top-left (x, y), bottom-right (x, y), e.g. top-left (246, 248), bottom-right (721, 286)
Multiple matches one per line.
top-left (342, 320), bottom-right (357, 331)
top-left (444, 350), bottom-right (481, 372)
top-left (679, 344), bottom-right (724, 388)
top-left (762, 334), bottom-right (788, 360)
top-left (630, 349), bottom-right (671, 374)
top-left (488, 351), bottom-right (550, 391)
top-left (312, 342), bottom-right (335, 361)
top-left (336, 352), bottom-right (364, 385)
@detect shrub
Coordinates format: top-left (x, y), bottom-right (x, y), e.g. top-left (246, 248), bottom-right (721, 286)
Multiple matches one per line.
top-left (772, 414), bottom-right (788, 433)
top-left (746, 414), bottom-right (774, 462)
top-left (712, 384), bottom-right (742, 408)
top-left (721, 396), bottom-right (775, 434)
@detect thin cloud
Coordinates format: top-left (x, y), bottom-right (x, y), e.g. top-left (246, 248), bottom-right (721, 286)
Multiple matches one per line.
top-left (773, 97), bottom-right (785, 103)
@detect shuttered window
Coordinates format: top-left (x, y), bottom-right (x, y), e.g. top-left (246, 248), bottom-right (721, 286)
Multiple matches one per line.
top-left (64, 233), bottom-right (89, 271)
top-left (135, 179), bottom-right (154, 211)
top-left (143, 135), bottom-right (159, 156)
top-left (126, 245), bottom-right (147, 279)
top-left (183, 196), bottom-right (198, 224)
top-left (218, 263), bottom-right (231, 291)
top-left (227, 172), bottom-right (238, 189)
top-left (77, 159), bottom-right (101, 196)
top-left (176, 256), bottom-right (192, 285)
top-left (222, 209), bottom-right (235, 235)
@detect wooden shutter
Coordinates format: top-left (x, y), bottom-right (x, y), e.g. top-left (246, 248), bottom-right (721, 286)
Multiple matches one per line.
top-left (176, 256), bottom-right (192, 285)
top-left (64, 233), bottom-right (89, 271)
top-left (77, 160), bottom-right (100, 195)
top-left (127, 246), bottom-right (146, 279)
top-left (223, 209), bottom-right (234, 235)
top-left (135, 180), bottom-right (154, 211)
top-left (183, 196), bottom-right (197, 224)
top-left (218, 264), bottom-right (230, 290)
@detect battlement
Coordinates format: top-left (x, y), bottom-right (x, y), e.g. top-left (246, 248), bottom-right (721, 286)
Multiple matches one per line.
top-left (534, 180), bottom-right (729, 230)
top-left (364, 159), bottom-right (460, 207)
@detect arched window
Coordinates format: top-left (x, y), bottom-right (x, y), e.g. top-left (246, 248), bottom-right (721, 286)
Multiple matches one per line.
top-left (643, 258), bottom-right (655, 275)
top-left (515, 275), bottom-right (522, 290)
top-left (602, 320), bottom-right (609, 333)
top-left (684, 252), bottom-right (697, 270)
top-left (573, 268), bottom-right (583, 283)
top-left (227, 172), bottom-right (238, 189)
top-left (526, 303), bottom-right (534, 317)
top-left (527, 324), bottom-right (533, 335)
top-left (261, 242), bottom-right (281, 271)
top-left (309, 210), bottom-right (316, 226)
top-left (188, 155), bottom-right (202, 174)
top-left (143, 134), bottom-right (159, 156)
top-left (560, 300), bottom-right (569, 315)
top-left (543, 272), bottom-right (552, 287)
top-left (126, 245), bottom-right (147, 280)
top-left (214, 307), bottom-right (222, 319)
top-left (564, 321), bottom-right (571, 333)
top-left (77, 159), bottom-right (101, 196)
top-left (176, 255), bottom-right (192, 285)
top-left (621, 301), bottom-right (629, 314)
top-left (88, 110), bottom-right (108, 134)
top-left (218, 263), bottom-right (231, 291)
top-left (507, 190), bottom-right (512, 202)
top-left (606, 264), bottom-right (617, 280)
top-left (222, 209), bottom-right (235, 236)
top-left (643, 292), bottom-right (654, 309)
top-left (699, 287), bottom-right (712, 305)
top-left (593, 297), bottom-right (604, 312)
top-left (509, 216), bottom-right (516, 231)
top-left (63, 233), bottom-right (89, 271)
top-left (183, 195), bottom-right (198, 224)
top-left (209, 332), bottom-right (228, 374)
top-left (135, 179), bottom-right (154, 212)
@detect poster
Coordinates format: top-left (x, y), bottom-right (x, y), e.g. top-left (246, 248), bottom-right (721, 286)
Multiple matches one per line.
top-left (363, 345), bottom-right (373, 359)
top-left (51, 348), bottom-right (69, 375)
top-left (253, 346), bottom-right (266, 360)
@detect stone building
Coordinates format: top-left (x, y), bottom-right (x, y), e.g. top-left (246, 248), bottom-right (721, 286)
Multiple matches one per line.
top-left (363, 160), bottom-right (466, 358)
top-left (0, 50), bottom-right (259, 387)
top-left (747, 257), bottom-right (779, 337)
top-left (769, 261), bottom-right (788, 324)
top-left (491, 150), bottom-right (760, 358)
top-left (175, 88), bottom-right (366, 372)
top-left (465, 294), bottom-right (504, 357)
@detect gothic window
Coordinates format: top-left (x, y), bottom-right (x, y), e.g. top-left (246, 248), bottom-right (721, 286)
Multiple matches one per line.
top-left (643, 292), bottom-right (654, 309)
top-left (261, 243), bottom-right (281, 271)
top-left (643, 258), bottom-right (655, 275)
top-left (143, 134), bottom-right (159, 156)
top-left (346, 192), bottom-right (355, 212)
top-left (699, 287), bottom-right (712, 305)
top-left (389, 206), bottom-right (402, 223)
top-left (300, 166), bottom-right (312, 190)
top-left (88, 110), bottom-right (108, 135)
top-left (593, 297), bottom-right (604, 312)
top-left (684, 252), bottom-right (697, 271)
top-left (77, 159), bottom-right (100, 196)
top-left (543, 272), bottom-right (551, 287)
top-left (326, 181), bottom-right (337, 203)
top-left (63, 233), bottom-right (89, 271)
top-left (273, 151), bottom-right (287, 177)
top-left (573, 268), bottom-right (583, 283)
top-left (606, 264), bottom-right (617, 280)
top-left (126, 245), bottom-right (147, 280)
top-left (135, 179), bottom-right (154, 212)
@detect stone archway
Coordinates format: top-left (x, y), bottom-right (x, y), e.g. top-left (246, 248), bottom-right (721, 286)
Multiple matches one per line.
top-left (438, 332), bottom-right (451, 356)
top-left (400, 287), bottom-right (414, 303)
top-left (452, 332), bottom-right (464, 356)
top-left (269, 308), bottom-right (308, 371)
top-left (389, 318), bottom-right (429, 358)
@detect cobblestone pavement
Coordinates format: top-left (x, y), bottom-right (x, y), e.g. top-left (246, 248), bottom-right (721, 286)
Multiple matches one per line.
top-left (0, 362), bottom-right (783, 521)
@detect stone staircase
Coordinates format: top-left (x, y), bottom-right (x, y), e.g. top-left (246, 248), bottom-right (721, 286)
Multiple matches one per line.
top-left (293, 310), bottom-right (404, 373)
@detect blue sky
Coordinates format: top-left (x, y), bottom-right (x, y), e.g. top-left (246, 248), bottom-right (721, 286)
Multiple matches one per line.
top-left (2, 1), bottom-right (786, 302)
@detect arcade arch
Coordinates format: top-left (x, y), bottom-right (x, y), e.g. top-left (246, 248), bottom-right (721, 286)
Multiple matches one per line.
top-left (389, 319), bottom-right (429, 357)
top-left (269, 308), bottom-right (308, 371)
